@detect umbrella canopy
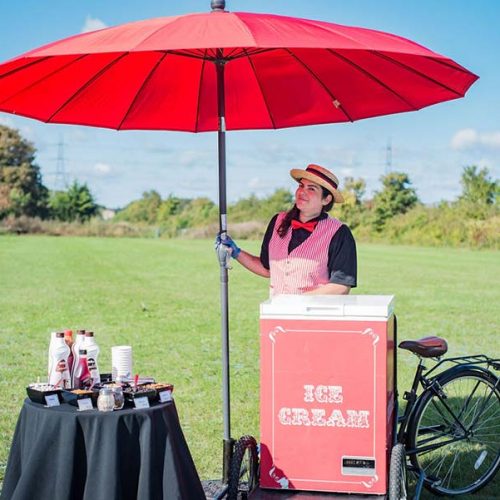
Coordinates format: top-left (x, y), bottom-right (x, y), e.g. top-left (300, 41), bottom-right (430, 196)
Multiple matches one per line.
top-left (0, 9), bottom-right (477, 131)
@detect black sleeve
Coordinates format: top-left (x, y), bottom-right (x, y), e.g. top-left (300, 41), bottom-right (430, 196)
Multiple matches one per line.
top-left (260, 214), bottom-right (279, 270)
top-left (328, 225), bottom-right (357, 287)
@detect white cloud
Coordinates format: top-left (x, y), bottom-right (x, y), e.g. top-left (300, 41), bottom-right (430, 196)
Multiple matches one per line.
top-left (93, 162), bottom-right (112, 176)
top-left (481, 132), bottom-right (500, 149)
top-left (451, 128), bottom-right (500, 150)
top-left (451, 128), bottom-right (478, 150)
top-left (81, 15), bottom-right (107, 34)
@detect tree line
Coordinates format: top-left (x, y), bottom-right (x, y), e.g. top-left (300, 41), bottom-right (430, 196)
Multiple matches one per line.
top-left (0, 125), bottom-right (98, 222)
top-left (111, 166), bottom-right (498, 247)
top-left (0, 124), bottom-right (498, 247)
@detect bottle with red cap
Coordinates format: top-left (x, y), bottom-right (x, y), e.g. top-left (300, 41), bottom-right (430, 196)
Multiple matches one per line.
top-left (71, 330), bottom-right (86, 387)
top-left (83, 331), bottom-right (101, 385)
top-left (64, 329), bottom-right (74, 374)
top-left (73, 349), bottom-right (92, 389)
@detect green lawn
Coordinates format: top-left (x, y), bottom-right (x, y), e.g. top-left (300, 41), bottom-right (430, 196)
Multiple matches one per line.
top-left (0, 235), bottom-right (498, 497)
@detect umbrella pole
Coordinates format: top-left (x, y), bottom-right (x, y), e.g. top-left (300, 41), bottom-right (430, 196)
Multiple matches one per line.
top-left (215, 53), bottom-right (234, 484)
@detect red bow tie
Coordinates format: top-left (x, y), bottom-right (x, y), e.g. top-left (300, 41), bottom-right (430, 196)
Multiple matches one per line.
top-left (291, 219), bottom-right (318, 232)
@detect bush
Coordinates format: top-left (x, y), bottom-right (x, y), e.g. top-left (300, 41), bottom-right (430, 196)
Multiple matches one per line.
top-left (49, 181), bottom-right (99, 222)
top-left (0, 216), bottom-right (154, 238)
top-left (372, 172), bottom-right (419, 230)
top-left (357, 203), bottom-right (500, 249)
top-left (2, 180), bottom-right (498, 250)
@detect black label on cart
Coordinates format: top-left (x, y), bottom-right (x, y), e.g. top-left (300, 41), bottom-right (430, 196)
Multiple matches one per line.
top-left (342, 457), bottom-right (376, 476)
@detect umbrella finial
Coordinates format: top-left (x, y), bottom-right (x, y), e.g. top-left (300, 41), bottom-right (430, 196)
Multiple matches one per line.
top-left (211, 0), bottom-right (226, 11)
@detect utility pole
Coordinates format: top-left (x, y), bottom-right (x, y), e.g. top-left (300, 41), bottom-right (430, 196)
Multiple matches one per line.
top-left (385, 137), bottom-right (392, 175)
top-left (54, 134), bottom-right (68, 190)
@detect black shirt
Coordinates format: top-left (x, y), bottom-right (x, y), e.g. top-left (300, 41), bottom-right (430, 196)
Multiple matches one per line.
top-left (260, 212), bottom-right (357, 288)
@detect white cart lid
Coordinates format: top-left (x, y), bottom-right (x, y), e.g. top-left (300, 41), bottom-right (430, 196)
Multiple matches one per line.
top-left (260, 294), bottom-right (394, 319)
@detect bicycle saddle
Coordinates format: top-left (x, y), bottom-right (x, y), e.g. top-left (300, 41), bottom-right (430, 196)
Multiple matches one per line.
top-left (398, 336), bottom-right (448, 358)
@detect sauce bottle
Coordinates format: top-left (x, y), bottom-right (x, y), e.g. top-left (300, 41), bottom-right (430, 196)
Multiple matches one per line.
top-left (64, 329), bottom-right (74, 374)
top-left (83, 331), bottom-right (101, 385)
top-left (73, 349), bottom-right (92, 389)
top-left (71, 330), bottom-right (86, 387)
top-left (48, 332), bottom-right (71, 388)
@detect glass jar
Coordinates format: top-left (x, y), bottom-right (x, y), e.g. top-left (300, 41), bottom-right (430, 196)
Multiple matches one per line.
top-left (97, 387), bottom-right (115, 412)
top-left (112, 386), bottom-right (125, 410)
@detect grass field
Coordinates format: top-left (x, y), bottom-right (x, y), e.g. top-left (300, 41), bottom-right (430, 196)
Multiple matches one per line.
top-left (0, 235), bottom-right (498, 497)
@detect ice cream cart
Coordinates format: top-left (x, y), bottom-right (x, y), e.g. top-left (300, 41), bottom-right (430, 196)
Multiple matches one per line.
top-left (259, 295), bottom-right (395, 496)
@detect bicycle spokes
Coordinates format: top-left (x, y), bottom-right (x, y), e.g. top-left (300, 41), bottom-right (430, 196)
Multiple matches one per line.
top-left (408, 371), bottom-right (500, 496)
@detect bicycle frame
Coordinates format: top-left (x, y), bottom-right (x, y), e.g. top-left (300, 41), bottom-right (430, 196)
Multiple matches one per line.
top-left (397, 353), bottom-right (499, 443)
top-left (424, 355), bottom-right (500, 379)
top-left (395, 351), bottom-right (499, 498)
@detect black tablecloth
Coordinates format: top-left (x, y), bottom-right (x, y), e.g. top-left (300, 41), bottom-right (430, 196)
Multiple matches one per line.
top-left (1, 399), bottom-right (205, 500)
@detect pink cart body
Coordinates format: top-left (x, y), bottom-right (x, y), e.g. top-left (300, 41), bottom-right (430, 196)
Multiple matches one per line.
top-left (259, 295), bottom-right (395, 495)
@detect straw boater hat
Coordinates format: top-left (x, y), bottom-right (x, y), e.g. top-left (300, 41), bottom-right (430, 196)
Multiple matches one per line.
top-left (290, 164), bottom-right (344, 203)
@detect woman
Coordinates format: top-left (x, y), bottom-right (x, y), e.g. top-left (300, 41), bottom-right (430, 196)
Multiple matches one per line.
top-left (218, 164), bottom-right (357, 295)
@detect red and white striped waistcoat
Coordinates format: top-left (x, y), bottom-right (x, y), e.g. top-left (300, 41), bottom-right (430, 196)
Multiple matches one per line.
top-left (269, 212), bottom-right (343, 296)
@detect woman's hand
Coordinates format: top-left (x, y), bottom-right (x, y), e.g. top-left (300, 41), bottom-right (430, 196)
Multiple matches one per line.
top-left (215, 233), bottom-right (241, 259)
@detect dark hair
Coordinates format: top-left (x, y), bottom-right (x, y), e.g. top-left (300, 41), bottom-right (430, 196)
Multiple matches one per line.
top-left (277, 186), bottom-right (334, 237)
top-left (321, 186), bottom-right (335, 212)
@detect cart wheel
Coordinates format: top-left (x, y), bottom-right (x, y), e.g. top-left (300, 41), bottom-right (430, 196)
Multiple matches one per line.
top-left (227, 435), bottom-right (259, 500)
top-left (388, 443), bottom-right (408, 500)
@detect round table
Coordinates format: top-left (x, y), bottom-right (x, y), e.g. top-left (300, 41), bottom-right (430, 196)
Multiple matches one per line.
top-left (1, 399), bottom-right (205, 500)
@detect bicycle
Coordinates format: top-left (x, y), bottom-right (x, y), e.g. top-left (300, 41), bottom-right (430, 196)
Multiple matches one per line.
top-left (225, 333), bottom-right (499, 500)
top-left (390, 335), bottom-right (500, 498)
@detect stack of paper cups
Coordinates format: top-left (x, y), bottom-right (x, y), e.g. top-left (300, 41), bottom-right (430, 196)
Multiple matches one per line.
top-left (112, 345), bottom-right (133, 380)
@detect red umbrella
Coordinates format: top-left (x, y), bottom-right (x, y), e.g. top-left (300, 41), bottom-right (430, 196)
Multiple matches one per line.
top-left (0, 7), bottom-right (477, 130)
top-left (0, 0), bottom-right (478, 487)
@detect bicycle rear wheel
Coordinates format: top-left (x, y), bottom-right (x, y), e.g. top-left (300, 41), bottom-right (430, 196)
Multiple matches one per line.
top-left (227, 435), bottom-right (259, 500)
top-left (388, 443), bottom-right (408, 499)
top-left (407, 368), bottom-right (500, 496)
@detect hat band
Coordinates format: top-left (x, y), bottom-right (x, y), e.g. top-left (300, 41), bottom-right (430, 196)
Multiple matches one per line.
top-left (306, 166), bottom-right (338, 190)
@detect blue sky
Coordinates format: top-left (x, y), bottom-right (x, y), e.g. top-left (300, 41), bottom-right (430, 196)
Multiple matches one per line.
top-left (0, 0), bottom-right (498, 208)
